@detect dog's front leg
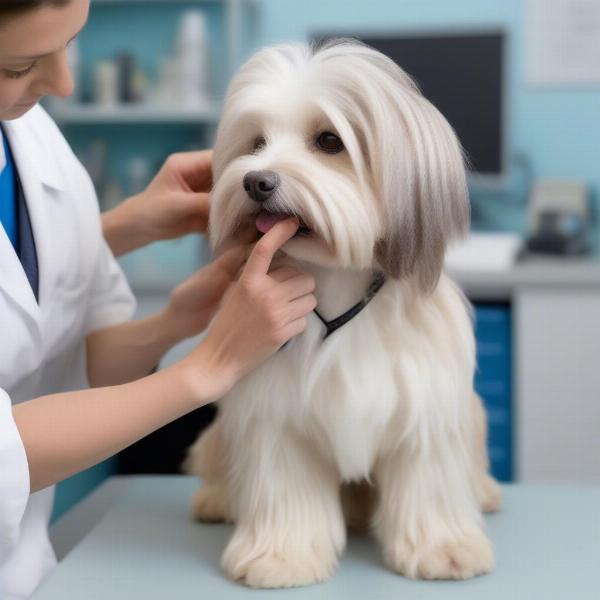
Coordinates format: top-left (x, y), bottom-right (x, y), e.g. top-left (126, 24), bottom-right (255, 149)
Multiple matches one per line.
top-left (221, 430), bottom-right (345, 588)
top-left (373, 433), bottom-right (494, 580)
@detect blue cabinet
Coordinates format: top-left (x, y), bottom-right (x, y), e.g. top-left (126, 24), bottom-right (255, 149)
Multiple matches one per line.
top-left (474, 303), bottom-right (512, 482)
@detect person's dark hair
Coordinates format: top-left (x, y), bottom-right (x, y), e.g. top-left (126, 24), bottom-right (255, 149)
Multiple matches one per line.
top-left (0, 0), bottom-right (71, 18)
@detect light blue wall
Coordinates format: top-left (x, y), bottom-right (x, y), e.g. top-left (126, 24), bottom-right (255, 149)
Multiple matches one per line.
top-left (252, 0), bottom-right (600, 234)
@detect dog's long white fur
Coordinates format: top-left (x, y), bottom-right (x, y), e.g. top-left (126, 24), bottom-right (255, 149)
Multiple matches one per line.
top-left (186, 40), bottom-right (501, 588)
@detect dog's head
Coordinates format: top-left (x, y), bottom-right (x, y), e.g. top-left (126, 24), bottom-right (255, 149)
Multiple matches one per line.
top-left (210, 39), bottom-right (469, 292)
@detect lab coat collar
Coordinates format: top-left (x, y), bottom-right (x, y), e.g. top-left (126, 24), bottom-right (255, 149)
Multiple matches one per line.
top-left (0, 104), bottom-right (66, 316)
top-left (2, 105), bottom-right (68, 192)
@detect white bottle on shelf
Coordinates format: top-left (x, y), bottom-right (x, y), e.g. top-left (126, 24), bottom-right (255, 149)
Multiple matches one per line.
top-left (94, 60), bottom-right (119, 107)
top-left (174, 11), bottom-right (212, 107)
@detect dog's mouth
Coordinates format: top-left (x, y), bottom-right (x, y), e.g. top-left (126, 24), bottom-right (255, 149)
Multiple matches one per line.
top-left (255, 209), bottom-right (312, 237)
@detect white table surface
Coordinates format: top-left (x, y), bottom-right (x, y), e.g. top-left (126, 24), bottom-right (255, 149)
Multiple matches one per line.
top-left (37, 476), bottom-right (600, 599)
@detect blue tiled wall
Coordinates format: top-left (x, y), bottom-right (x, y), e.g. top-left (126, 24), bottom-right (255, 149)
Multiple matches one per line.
top-left (474, 303), bottom-right (512, 482)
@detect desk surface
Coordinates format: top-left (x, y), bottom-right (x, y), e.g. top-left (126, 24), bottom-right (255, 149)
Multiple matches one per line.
top-left (448, 252), bottom-right (600, 300)
top-left (37, 476), bottom-right (599, 600)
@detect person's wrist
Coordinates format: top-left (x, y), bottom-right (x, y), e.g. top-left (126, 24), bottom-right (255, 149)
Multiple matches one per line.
top-left (126, 192), bottom-right (158, 245)
top-left (155, 307), bottom-right (187, 349)
top-left (102, 194), bottom-right (153, 257)
top-left (176, 340), bottom-right (239, 407)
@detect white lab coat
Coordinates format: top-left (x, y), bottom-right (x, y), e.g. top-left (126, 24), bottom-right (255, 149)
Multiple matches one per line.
top-left (0, 105), bottom-right (135, 599)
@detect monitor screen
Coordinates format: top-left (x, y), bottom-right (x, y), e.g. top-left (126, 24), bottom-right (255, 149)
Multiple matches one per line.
top-left (314, 32), bottom-right (505, 176)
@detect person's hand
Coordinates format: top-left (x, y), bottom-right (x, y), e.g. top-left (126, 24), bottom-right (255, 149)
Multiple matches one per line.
top-left (102, 150), bottom-right (212, 257)
top-left (138, 150), bottom-right (212, 239)
top-left (163, 243), bottom-right (249, 343)
top-left (182, 218), bottom-right (317, 399)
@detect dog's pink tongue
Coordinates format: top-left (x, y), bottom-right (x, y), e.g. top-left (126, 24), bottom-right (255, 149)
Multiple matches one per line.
top-left (256, 210), bottom-right (289, 233)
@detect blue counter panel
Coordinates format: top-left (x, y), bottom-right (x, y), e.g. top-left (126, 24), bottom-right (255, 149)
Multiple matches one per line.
top-left (474, 303), bottom-right (512, 482)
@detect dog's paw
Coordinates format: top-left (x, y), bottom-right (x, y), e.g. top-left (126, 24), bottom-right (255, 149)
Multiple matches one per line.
top-left (476, 474), bottom-right (502, 513)
top-left (190, 484), bottom-right (231, 523)
top-left (222, 537), bottom-right (337, 588)
top-left (229, 553), bottom-right (335, 588)
top-left (384, 529), bottom-right (494, 580)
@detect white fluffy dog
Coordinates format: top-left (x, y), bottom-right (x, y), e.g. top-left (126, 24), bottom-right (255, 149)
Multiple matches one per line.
top-left (185, 39), bottom-right (502, 588)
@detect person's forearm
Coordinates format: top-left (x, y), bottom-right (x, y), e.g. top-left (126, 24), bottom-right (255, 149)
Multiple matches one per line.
top-left (102, 195), bottom-right (149, 257)
top-left (86, 310), bottom-right (184, 388)
top-left (13, 351), bottom-right (227, 493)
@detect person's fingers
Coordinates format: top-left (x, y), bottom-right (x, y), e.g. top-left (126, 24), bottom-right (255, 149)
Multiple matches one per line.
top-left (170, 150), bottom-right (213, 192)
top-left (286, 293), bottom-right (318, 321)
top-left (275, 273), bottom-right (316, 300)
top-left (268, 266), bottom-right (304, 283)
top-left (242, 218), bottom-right (299, 279)
top-left (279, 316), bottom-right (309, 343)
top-left (175, 192), bottom-right (210, 219)
top-left (194, 192), bottom-right (210, 215)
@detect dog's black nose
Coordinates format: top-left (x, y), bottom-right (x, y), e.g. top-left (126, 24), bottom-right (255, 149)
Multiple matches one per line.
top-left (243, 170), bottom-right (279, 203)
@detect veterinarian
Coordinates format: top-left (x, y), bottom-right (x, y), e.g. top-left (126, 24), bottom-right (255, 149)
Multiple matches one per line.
top-left (0, 1), bottom-right (316, 597)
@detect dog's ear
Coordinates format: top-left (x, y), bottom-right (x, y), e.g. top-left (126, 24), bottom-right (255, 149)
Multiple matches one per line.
top-left (372, 74), bottom-right (470, 293)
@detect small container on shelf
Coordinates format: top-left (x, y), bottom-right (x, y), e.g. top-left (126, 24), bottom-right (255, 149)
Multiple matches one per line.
top-left (174, 10), bottom-right (212, 106)
top-left (94, 60), bottom-right (120, 107)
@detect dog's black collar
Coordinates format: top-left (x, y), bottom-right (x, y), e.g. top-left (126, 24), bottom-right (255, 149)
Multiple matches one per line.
top-left (313, 272), bottom-right (386, 340)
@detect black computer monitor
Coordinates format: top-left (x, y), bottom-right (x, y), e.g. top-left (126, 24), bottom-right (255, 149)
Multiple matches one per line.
top-left (314, 31), bottom-right (506, 179)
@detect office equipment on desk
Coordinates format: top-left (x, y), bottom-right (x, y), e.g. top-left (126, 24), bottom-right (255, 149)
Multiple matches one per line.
top-left (445, 232), bottom-right (523, 273)
top-left (526, 179), bottom-right (591, 255)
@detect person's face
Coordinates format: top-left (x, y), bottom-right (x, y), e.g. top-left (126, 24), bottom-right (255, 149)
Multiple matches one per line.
top-left (0, 0), bottom-right (89, 121)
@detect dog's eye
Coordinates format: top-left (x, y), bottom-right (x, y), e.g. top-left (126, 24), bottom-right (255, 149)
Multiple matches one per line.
top-left (316, 131), bottom-right (344, 154)
top-left (252, 136), bottom-right (266, 153)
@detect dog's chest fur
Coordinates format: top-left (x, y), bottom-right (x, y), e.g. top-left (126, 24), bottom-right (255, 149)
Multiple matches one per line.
top-left (222, 262), bottom-right (399, 481)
